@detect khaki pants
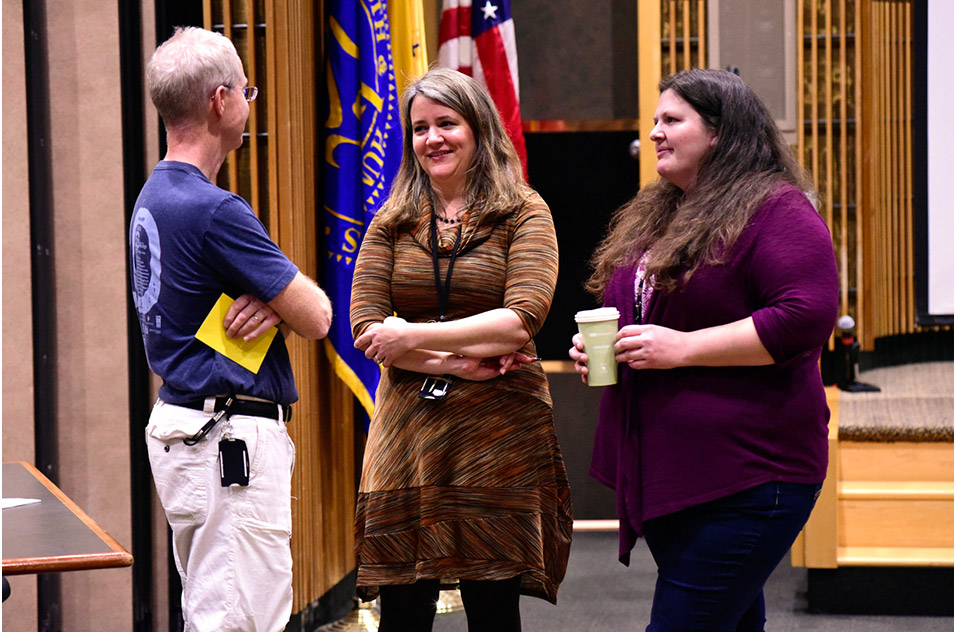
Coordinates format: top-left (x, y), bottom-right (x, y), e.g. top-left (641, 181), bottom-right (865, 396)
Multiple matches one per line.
top-left (146, 399), bottom-right (295, 632)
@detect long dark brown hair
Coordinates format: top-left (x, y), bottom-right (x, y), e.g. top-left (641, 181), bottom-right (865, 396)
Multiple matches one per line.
top-left (586, 69), bottom-right (813, 298)
top-left (375, 67), bottom-right (530, 229)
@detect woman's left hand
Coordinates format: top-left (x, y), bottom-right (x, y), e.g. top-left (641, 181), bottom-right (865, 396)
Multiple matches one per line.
top-left (614, 324), bottom-right (688, 370)
top-left (354, 316), bottom-right (410, 367)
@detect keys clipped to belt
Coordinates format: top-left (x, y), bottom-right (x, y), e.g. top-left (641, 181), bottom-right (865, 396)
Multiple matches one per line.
top-left (180, 396), bottom-right (250, 487)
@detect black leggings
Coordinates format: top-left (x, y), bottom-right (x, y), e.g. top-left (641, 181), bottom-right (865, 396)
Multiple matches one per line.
top-left (378, 576), bottom-right (522, 632)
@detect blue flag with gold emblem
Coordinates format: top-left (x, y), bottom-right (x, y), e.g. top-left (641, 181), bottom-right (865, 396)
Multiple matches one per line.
top-left (323, 0), bottom-right (402, 423)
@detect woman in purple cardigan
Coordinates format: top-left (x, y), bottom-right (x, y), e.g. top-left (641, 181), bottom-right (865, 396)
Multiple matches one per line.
top-left (569, 69), bottom-right (839, 631)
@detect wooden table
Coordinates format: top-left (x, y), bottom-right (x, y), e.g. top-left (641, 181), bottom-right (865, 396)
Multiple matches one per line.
top-left (2, 461), bottom-right (133, 575)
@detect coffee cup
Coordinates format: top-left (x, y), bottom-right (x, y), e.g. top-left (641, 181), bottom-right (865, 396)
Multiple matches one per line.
top-left (574, 307), bottom-right (621, 386)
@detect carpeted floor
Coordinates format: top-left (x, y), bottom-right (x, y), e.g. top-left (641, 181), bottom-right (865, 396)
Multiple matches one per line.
top-left (431, 531), bottom-right (954, 632)
top-left (839, 361), bottom-right (954, 441)
top-left (324, 531), bottom-right (953, 631)
top-left (326, 362), bottom-right (955, 631)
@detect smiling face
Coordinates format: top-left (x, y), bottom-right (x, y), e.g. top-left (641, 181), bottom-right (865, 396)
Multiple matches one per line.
top-left (650, 89), bottom-right (717, 191)
top-left (410, 96), bottom-right (476, 196)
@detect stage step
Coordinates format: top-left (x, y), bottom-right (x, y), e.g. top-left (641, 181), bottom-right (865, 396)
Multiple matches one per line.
top-left (792, 392), bottom-right (955, 569)
top-left (837, 546), bottom-right (955, 567)
top-left (839, 441), bottom-right (953, 482)
top-left (837, 480), bottom-right (953, 550)
top-left (840, 480), bottom-right (954, 500)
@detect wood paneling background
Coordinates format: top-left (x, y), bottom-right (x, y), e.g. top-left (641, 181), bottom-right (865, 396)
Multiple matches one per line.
top-left (648, 0), bottom-right (929, 349)
top-left (859, 0), bottom-right (916, 346)
top-left (207, 0), bottom-right (358, 615)
top-left (799, 0), bottom-right (860, 345)
top-left (800, 0), bottom-right (929, 349)
top-left (663, 0), bottom-right (708, 75)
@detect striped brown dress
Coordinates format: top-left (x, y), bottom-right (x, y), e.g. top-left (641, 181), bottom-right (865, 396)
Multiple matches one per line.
top-left (350, 191), bottom-right (573, 604)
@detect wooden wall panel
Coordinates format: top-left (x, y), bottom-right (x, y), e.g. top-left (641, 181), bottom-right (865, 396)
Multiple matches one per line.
top-left (264, 0), bottom-right (356, 612)
top-left (799, 0), bottom-right (853, 346)
top-left (860, 0), bottom-right (916, 345)
top-left (802, 0), bottom-right (922, 348)
top-left (638, 0), bottom-right (662, 186)
top-left (661, 0), bottom-right (707, 78)
top-left (639, 0), bottom-right (707, 186)
top-left (208, 0), bottom-right (357, 614)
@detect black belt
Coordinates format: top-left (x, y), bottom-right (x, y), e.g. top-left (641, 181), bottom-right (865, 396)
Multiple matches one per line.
top-left (178, 396), bottom-right (291, 422)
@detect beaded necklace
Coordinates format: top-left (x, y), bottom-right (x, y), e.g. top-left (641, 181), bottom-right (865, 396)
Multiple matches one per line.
top-left (435, 213), bottom-right (461, 225)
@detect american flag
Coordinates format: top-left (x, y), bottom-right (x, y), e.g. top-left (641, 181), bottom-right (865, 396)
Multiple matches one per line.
top-left (438, 0), bottom-right (528, 179)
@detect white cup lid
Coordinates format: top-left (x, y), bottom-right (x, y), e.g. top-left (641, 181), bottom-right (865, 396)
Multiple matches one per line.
top-left (574, 307), bottom-right (621, 323)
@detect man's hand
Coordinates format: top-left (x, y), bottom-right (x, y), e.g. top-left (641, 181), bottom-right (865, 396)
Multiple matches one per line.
top-left (224, 294), bottom-right (282, 341)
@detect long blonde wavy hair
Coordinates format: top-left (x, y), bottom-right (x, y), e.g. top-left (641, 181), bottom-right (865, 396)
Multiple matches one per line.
top-left (374, 67), bottom-right (531, 229)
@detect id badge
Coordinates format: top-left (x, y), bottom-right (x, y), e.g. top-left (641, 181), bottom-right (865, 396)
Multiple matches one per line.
top-left (219, 438), bottom-right (250, 487)
top-left (418, 375), bottom-right (452, 400)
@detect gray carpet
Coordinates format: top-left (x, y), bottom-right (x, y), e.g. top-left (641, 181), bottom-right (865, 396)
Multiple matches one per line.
top-left (331, 363), bottom-right (955, 631)
top-left (431, 531), bottom-right (954, 631)
top-left (839, 361), bottom-right (954, 441)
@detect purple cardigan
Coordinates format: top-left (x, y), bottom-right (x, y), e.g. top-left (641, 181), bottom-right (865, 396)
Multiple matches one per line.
top-left (590, 184), bottom-right (839, 564)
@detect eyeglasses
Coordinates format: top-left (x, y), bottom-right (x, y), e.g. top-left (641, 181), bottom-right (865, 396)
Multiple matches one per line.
top-left (216, 84), bottom-right (258, 102)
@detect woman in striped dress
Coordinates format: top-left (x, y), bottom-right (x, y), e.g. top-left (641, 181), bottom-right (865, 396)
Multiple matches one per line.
top-left (350, 68), bottom-right (573, 632)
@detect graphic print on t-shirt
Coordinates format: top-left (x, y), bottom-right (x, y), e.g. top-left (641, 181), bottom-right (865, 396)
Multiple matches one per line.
top-left (130, 207), bottom-right (162, 322)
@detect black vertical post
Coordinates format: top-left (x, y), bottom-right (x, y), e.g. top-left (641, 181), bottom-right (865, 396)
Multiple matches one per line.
top-left (912, 0), bottom-right (931, 326)
top-left (119, 0), bottom-right (154, 629)
top-left (23, 0), bottom-right (60, 628)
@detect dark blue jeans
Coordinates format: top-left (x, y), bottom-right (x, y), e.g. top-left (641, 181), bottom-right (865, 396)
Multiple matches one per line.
top-left (642, 481), bottom-right (822, 632)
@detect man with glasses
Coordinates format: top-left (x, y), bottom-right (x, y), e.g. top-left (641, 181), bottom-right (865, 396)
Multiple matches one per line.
top-left (129, 27), bottom-right (331, 631)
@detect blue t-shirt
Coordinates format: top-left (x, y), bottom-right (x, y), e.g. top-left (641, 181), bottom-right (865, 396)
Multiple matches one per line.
top-left (129, 161), bottom-right (299, 404)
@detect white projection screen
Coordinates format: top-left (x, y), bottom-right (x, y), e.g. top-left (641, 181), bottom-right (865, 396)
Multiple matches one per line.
top-left (915, 0), bottom-right (955, 325)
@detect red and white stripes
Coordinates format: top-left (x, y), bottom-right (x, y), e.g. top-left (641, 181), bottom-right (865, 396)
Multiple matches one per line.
top-left (439, 0), bottom-right (528, 178)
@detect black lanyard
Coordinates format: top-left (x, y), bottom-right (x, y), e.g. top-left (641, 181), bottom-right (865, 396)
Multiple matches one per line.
top-left (634, 276), bottom-right (645, 324)
top-left (430, 216), bottom-right (463, 322)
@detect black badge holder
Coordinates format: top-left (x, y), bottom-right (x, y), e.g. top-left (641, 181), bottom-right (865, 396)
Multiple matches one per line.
top-left (418, 375), bottom-right (453, 400)
top-left (219, 435), bottom-right (250, 487)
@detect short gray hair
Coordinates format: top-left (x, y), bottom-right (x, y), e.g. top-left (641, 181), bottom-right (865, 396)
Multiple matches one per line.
top-left (147, 27), bottom-right (244, 128)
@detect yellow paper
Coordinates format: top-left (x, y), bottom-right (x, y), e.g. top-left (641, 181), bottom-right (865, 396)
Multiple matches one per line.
top-left (195, 294), bottom-right (277, 374)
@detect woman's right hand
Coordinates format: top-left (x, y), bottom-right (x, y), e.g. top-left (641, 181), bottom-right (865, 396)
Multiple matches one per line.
top-left (447, 354), bottom-right (508, 382)
top-left (569, 333), bottom-right (589, 384)
top-left (447, 352), bottom-right (538, 381)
